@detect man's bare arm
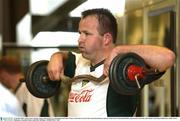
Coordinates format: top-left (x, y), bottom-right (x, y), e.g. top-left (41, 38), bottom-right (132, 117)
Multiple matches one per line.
top-left (47, 51), bottom-right (69, 81)
top-left (104, 45), bottom-right (175, 76)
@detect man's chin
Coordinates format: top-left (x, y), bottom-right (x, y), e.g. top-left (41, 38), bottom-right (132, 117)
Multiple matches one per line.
top-left (81, 53), bottom-right (90, 59)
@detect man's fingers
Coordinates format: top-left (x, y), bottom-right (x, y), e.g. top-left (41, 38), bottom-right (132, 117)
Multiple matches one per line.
top-left (54, 70), bottom-right (61, 81)
top-left (48, 70), bottom-right (63, 81)
top-left (48, 70), bottom-right (53, 80)
top-left (47, 52), bottom-right (66, 81)
top-left (47, 63), bottom-right (64, 81)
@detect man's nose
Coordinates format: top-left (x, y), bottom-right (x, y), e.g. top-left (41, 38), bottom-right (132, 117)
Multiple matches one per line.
top-left (78, 34), bottom-right (85, 43)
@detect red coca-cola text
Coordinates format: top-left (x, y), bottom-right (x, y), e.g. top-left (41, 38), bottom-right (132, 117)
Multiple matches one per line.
top-left (68, 89), bottom-right (94, 103)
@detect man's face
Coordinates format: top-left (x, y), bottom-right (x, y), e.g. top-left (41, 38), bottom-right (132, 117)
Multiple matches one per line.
top-left (0, 70), bottom-right (21, 90)
top-left (0, 71), bottom-right (12, 89)
top-left (78, 15), bottom-right (104, 61)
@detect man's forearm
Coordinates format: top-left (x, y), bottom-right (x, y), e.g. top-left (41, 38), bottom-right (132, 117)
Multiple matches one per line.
top-left (52, 51), bottom-right (70, 62)
top-left (113, 45), bottom-right (175, 71)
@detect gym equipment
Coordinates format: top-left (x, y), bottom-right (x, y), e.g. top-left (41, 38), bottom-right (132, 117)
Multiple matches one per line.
top-left (25, 60), bottom-right (60, 98)
top-left (25, 52), bottom-right (164, 98)
top-left (109, 53), bottom-right (164, 95)
top-left (25, 60), bottom-right (106, 98)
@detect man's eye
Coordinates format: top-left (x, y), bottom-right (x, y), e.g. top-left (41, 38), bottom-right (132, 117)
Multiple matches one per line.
top-left (85, 32), bottom-right (91, 35)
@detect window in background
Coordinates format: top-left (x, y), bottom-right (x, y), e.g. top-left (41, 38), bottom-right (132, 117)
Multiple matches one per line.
top-left (69, 0), bottom-right (125, 17)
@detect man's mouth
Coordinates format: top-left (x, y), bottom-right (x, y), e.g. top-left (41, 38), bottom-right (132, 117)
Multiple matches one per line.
top-left (79, 46), bottom-right (85, 52)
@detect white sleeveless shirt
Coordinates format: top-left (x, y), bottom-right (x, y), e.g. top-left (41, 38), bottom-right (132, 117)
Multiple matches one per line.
top-left (68, 54), bottom-right (109, 117)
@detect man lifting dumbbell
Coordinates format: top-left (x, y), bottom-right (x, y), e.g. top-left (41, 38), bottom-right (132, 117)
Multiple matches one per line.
top-left (46, 8), bottom-right (175, 117)
top-left (23, 8), bottom-right (175, 117)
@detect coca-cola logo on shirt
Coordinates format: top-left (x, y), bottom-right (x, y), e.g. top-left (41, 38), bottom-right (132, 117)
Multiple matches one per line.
top-left (68, 89), bottom-right (94, 103)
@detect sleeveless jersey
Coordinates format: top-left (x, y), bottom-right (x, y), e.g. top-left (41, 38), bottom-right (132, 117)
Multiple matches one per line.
top-left (67, 52), bottom-right (139, 117)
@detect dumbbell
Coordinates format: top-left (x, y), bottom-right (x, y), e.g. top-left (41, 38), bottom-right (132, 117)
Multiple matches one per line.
top-left (24, 53), bottom-right (165, 98)
top-left (109, 53), bottom-right (165, 95)
top-left (25, 60), bottom-right (108, 98)
top-left (25, 60), bottom-right (59, 98)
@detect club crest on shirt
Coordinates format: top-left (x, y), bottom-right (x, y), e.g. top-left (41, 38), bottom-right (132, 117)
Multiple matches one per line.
top-left (68, 89), bottom-right (94, 103)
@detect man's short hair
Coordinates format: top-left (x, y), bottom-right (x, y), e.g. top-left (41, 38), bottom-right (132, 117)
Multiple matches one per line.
top-left (81, 8), bottom-right (117, 43)
top-left (0, 56), bottom-right (21, 74)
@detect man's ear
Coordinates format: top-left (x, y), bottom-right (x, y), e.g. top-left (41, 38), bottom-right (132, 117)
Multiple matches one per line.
top-left (103, 33), bottom-right (113, 45)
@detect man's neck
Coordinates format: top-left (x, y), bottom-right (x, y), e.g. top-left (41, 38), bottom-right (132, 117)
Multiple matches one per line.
top-left (91, 46), bottom-right (114, 66)
top-left (90, 59), bottom-right (105, 72)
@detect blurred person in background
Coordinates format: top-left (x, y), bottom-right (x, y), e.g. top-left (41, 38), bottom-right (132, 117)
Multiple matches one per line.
top-left (0, 56), bottom-right (25, 116)
top-left (0, 82), bottom-right (25, 117)
top-left (0, 55), bottom-right (54, 117)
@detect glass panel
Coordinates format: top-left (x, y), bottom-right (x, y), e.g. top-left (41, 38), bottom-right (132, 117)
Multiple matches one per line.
top-left (148, 12), bottom-right (172, 116)
top-left (125, 9), bottom-right (143, 44)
